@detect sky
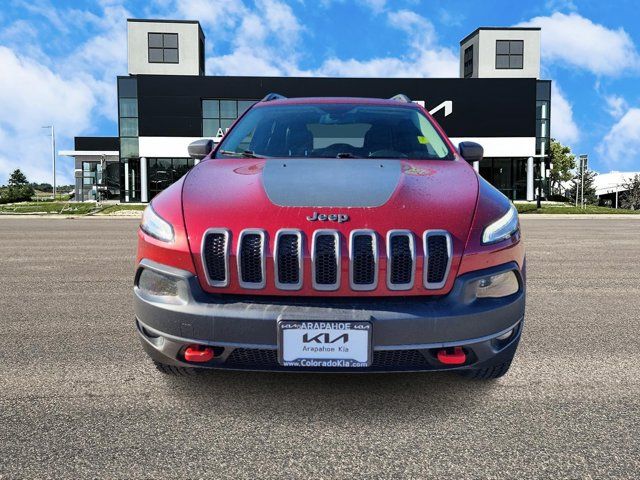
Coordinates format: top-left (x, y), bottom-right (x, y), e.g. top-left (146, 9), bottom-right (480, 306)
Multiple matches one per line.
top-left (1, 0), bottom-right (639, 185)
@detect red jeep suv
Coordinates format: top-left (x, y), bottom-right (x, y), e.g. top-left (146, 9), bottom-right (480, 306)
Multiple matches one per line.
top-left (134, 94), bottom-right (525, 379)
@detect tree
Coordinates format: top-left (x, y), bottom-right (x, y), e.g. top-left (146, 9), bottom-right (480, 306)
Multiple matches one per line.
top-left (566, 168), bottom-right (598, 206)
top-left (620, 174), bottom-right (640, 210)
top-left (548, 139), bottom-right (576, 196)
top-left (8, 169), bottom-right (28, 187)
top-left (4, 169), bottom-right (35, 203)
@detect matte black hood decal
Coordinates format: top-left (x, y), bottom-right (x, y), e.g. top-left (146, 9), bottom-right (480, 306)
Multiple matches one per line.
top-left (262, 159), bottom-right (401, 207)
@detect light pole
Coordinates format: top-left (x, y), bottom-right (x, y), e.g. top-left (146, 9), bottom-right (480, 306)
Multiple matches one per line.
top-left (579, 154), bottom-right (588, 209)
top-left (41, 125), bottom-right (56, 200)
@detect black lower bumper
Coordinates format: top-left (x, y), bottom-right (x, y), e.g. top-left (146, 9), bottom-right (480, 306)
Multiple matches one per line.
top-left (134, 260), bottom-right (525, 372)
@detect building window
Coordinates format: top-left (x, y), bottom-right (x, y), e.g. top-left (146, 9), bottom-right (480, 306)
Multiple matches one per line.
top-left (148, 158), bottom-right (195, 199)
top-left (118, 77), bottom-right (139, 203)
top-left (148, 33), bottom-right (179, 64)
top-left (199, 37), bottom-right (205, 75)
top-left (463, 45), bottom-right (474, 78)
top-left (479, 158), bottom-right (528, 201)
top-left (536, 80), bottom-right (551, 157)
top-left (202, 99), bottom-right (257, 137)
top-left (496, 40), bottom-right (524, 69)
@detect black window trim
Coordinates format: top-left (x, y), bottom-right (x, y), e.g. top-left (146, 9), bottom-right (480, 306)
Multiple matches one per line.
top-left (495, 39), bottom-right (524, 70)
top-left (201, 98), bottom-right (258, 137)
top-left (148, 32), bottom-right (179, 64)
top-left (463, 44), bottom-right (474, 78)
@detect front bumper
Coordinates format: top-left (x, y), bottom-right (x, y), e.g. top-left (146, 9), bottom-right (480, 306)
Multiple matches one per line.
top-left (134, 259), bottom-right (525, 372)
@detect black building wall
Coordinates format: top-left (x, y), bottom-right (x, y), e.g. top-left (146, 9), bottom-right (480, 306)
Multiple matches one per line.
top-left (133, 75), bottom-right (538, 139)
top-left (75, 137), bottom-right (120, 151)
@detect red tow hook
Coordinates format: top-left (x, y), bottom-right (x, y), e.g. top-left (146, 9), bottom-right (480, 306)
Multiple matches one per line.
top-left (184, 345), bottom-right (215, 363)
top-left (437, 346), bottom-right (467, 365)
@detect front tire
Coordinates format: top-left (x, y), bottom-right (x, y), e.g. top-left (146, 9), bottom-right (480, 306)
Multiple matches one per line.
top-left (153, 360), bottom-right (202, 376)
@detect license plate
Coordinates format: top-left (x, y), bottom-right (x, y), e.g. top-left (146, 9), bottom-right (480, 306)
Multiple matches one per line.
top-left (278, 321), bottom-right (372, 368)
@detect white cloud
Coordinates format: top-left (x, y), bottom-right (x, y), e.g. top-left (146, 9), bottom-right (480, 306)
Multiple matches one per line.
top-left (0, 1), bottom-right (131, 184)
top-left (598, 108), bottom-right (640, 169)
top-left (61, 3), bottom-right (129, 121)
top-left (202, 0), bottom-right (306, 76)
top-left (604, 95), bottom-right (628, 119)
top-left (205, 4), bottom-right (458, 78)
top-left (256, 0), bottom-right (302, 47)
top-left (174, 0), bottom-right (247, 35)
top-left (550, 83), bottom-right (579, 145)
top-left (316, 9), bottom-right (458, 78)
top-left (518, 12), bottom-right (640, 76)
top-left (0, 47), bottom-right (97, 183)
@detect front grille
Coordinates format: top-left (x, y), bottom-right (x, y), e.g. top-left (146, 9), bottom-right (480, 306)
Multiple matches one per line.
top-left (275, 231), bottom-right (302, 289)
top-left (424, 231), bottom-right (452, 289)
top-left (202, 230), bottom-right (229, 286)
top-left (350, 231), bottom-right (377, 290)
top-left (372, 350), bottom-right (431, 369)
top-left (238, 230), bottom-right (265, 288)
top-left (224, 348), bottom-right (431, 370)
top-left (201, 228), bottom-right (451, 292)
top-left (225, 348), bottom-right (278, 367)
top-left (313, 232), bottom-right (340, 290)
top-left (387, 231), bottom-right (415, 289)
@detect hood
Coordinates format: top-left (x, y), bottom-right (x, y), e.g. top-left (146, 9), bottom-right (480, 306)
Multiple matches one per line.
top-left (182, 157), bottom-right (479, 296)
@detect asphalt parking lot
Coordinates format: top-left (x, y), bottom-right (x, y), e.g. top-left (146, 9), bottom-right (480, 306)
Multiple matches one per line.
top-left (0, 216), bottom-right (639, 479)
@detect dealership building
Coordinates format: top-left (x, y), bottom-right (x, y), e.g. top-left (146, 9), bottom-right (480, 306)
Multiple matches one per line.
top-left (60, 19), bottom-right (551, 203)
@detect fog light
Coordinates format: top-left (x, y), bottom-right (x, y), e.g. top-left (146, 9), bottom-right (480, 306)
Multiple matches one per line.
top-left (138, 268), bottom-right (179, 297)
top-left (476, 271), bottom-right (519, 298)
top-left (496, 329), bottom-right (513, 341)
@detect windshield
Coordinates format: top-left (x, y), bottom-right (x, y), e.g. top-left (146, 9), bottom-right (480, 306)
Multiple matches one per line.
top-left (214, 103), bottom-right (454, 160)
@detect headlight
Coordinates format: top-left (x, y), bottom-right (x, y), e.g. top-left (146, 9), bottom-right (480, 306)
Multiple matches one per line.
top-left (482, 204), bottom-right (518, 244)
top-left (140, 204), bottom-right (174, 242)
top-left (476, 271), bottom-right (519, 298)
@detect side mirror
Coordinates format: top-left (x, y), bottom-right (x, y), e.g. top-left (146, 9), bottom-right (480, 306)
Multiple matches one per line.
top-left (188, 139), bottom-right (214, 160)
top-left (458, 141), bottom-right (484, 163)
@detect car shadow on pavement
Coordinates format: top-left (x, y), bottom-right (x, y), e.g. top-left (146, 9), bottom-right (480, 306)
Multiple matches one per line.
top-left (157, 369), bottom-right (499, 420)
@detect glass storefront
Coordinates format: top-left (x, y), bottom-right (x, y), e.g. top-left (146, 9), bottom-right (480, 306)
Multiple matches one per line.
top-left (148, 158), bottom-right (195, 199)
top-left (76, 161), bottom-right (121, 202)
top-left (480, 158), bottom-right (529, 200)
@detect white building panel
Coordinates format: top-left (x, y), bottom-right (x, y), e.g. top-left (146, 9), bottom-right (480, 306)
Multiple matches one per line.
top-left (449, 137), bottom-right (535, 158)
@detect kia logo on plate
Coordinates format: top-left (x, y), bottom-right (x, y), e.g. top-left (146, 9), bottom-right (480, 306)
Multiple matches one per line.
top-left (306, 212), bottom-right (349, 223)
top-left (302, 332), bottom-right (349, 344)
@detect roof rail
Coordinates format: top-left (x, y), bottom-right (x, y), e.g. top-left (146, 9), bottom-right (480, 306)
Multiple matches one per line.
top-left (390, 94), bottom-right (412, 103)
top-left (261, 93), bottom-right (287, 102)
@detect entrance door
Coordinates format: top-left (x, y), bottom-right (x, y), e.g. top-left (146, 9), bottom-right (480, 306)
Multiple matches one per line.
top-left (493, 158), bottom-right (514, 199)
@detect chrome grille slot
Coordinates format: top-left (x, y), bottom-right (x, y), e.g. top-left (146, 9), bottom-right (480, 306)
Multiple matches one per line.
top-left (387, 230), bottom-right (415, 290)
top-left (350, 230), bottom-right (378, 290)
top-left (237, 230), bottom-right (266, 289)
top-left (423, 230), bottom-right (452, 289)
top-left (312, 230), bottom-right (340, 291)
top-left (274, 230), bottom-right (303, 290)
top-left (201, 229), bottom-right (229, 287)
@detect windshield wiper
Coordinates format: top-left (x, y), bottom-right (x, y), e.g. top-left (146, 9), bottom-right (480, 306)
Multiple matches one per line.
top-left (336, 152), bottom-right (361, 158)
top-left (219, 149), bottom-right (263, 158)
